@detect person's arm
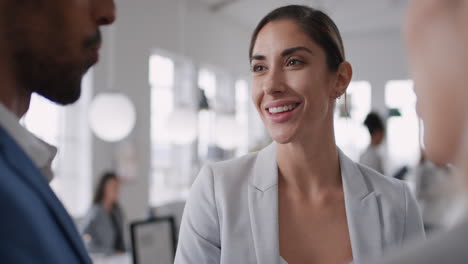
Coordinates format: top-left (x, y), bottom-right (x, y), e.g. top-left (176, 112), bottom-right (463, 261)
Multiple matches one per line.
top-left (175, 164), bottom-right (221, 264)
top-left (113, 205), bottom-right (127, 252)
top-left (402, 181), bottom-right (426, 242)
top-left (376, 153), bottom-right (385, 175)
top-left (80, 207), bottom-right (113, 255)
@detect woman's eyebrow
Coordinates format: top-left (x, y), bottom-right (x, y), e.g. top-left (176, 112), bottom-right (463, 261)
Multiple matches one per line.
top-left (281, 46), bottom-right (313, 57)
top-left (250, 46), bottom-right (312, 62)
top-left (250, 54), bottom-right (265, 62)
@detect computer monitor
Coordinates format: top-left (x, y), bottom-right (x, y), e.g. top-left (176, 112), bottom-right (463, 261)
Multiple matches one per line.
top-left (130, 217), bottom-right (177, 264)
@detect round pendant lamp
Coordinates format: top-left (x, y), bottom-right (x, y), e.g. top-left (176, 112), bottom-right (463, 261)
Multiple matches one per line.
top-left (89, 93), bottom-right (136, 142)
top-left (89, 25), bottom-right (136, 142)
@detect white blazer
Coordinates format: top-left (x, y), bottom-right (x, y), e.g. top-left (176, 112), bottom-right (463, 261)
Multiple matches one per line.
top-left (175, 143), bottom-right (425, 264)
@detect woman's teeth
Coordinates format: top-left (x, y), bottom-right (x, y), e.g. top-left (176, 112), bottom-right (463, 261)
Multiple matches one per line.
top-left (268, 104), bottom-right (297, 114)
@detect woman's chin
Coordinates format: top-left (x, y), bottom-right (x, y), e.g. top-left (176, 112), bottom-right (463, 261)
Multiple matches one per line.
top-left (270, 132), bottom-right (295, 145)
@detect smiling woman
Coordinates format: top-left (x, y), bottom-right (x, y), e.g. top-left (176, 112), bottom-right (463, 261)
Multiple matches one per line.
top-left (249, 17), bottom-right (348, 144)
top-left (175, 5), bottom-right (425, 264)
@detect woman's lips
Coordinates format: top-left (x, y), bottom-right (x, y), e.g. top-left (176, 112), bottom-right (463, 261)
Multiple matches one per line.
top-left (265, 102), bottom-right (301, 123)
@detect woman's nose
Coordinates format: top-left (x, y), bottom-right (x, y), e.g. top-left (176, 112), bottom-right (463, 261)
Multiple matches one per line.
top-left (262, 69), bottom-right (287, 95)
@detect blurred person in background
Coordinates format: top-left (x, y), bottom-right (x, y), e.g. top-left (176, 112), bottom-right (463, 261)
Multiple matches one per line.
top-left (409, 150), bottom-right (455, 234)
top-left (81, 171), bottom-right (126, 255)
top-left (0, 0), bottom-right (115, 262)
top-left (372, 0), bottom-right (468, 263)
top-left (360, 112), bottom-right (386, 175)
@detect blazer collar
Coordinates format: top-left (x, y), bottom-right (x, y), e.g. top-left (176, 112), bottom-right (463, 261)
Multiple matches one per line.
top-left (251, 142), bottom-right (278, 192)
top-left (0, 127), bottom-right (92, 263)
top-left (251, 143), bottom-right (375, 198)
top-left (0, 103), bottom-right (57, 182)
top-left (338, 148), bottom-right (372, 199)
top-left (339, 148), bottom-right (383, 261)
top-left (248, 142), bottom-right (280, 264)
top-left (249, 143), bottom-right (383, 263)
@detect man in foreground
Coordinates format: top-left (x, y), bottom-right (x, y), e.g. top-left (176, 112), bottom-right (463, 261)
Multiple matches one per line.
top-left (374, 1), bottom-right (468, 263)
top-left (0, 0), bottom-right (115, 262)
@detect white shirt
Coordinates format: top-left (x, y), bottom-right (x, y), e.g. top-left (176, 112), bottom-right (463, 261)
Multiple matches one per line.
top-left (280, 256), bottom-right (353, 264)
top-left (0, 102), bottom-right (57, 182)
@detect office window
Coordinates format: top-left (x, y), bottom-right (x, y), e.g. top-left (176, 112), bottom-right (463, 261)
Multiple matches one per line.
top-left (235, 79), bottom-right (249, 156)
top-left (198, 69), bottom-right (216, 102)
top-left (248, 90), bottom-right (268, 152)
top-left (150, 54), bottom-right (174, 147)
top-left (149, 54), bottom-right (178, 206)
top-left (198, 68), bottom-right (217, 160)
top-left (334, 81), bottom-right (372, 161)
top-left (385, 80), bottom-right (420, 173)
top-left (22, 72), bottom-right (93, 218)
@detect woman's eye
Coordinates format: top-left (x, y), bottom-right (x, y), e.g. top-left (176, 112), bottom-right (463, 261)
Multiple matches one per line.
top-left (286, 59), bottom-right (303, 66)
top-left (252, 65), bottom-right (266, 72)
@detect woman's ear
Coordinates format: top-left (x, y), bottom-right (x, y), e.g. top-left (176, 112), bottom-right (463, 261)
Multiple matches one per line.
top-left (332, 61), bottom-right (353, 98)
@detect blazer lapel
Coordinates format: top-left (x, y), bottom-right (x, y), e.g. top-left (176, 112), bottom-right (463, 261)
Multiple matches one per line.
top-left (248, 143), bottom-right (281, 264)
top-left (247, 145), bottom-right (383, 263)
top-left (339, 149), bottom-right (383, 262)
top-left (0, 127), bottom-right (91, 263)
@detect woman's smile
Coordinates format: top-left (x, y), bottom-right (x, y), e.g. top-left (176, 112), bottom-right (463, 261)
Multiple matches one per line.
top-left (264, 101), bottom-right (302, 123)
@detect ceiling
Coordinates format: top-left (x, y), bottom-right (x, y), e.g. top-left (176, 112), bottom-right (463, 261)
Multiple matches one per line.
top-left (195, 0), bottom-right (408, 35)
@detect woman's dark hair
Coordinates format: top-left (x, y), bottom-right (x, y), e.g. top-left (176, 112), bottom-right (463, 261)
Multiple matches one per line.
top-left (249, 5), bottom-right (345, 72)
top-left (92, 171), bottom-right (118, 204)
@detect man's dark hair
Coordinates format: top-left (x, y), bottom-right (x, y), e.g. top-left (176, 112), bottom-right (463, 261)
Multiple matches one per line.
top-left (364, 112), bottom-right (384, 135)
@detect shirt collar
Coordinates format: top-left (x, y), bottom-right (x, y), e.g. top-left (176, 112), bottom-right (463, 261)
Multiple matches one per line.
top-left (0, 103), bottom-right (57, 182)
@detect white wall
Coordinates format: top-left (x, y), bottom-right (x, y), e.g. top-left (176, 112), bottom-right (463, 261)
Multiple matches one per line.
top-left (344, 29), bottom-right (410, 115)
top-left (91, 0), bottom-right (251, 222)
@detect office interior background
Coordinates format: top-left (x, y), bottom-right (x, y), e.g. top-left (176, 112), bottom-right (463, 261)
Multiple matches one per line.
top-left (22, 0), bottom-right (431, 228)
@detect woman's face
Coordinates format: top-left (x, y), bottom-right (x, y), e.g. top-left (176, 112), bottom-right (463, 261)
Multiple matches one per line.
top-left (104, 178), bottom-right (119, 204)
top-left (251, 19), bottom-right (346, 144)
top-left (405, 0), bottom-right (468, 164)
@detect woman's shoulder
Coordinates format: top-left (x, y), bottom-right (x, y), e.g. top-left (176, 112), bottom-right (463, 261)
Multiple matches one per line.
top-left (356, 162), bottom-right (408, 191)
top-left (191, 151), bottom-right (263, 201)
top-left (208, 151), bottom-right (260, 174)
top-left (355, 162), bottom-right (413, 208)
top-left (340, 149), bottom-right (407, 196)
top-left (85, 204), bottom-right (107, 219)
top-left (80, 204), bottom-right (107, 232)
top-left (200, 152), bottom-right (257, 188)
top-left (354, 160), bottom-right (425, 238)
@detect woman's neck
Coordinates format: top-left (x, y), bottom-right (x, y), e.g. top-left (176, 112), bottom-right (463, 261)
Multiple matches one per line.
top-left (276, 126), bottom-right (341, 198)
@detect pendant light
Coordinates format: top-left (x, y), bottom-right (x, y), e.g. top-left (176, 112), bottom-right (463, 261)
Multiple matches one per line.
top-left (89, 26), bottom-right (136, 142)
